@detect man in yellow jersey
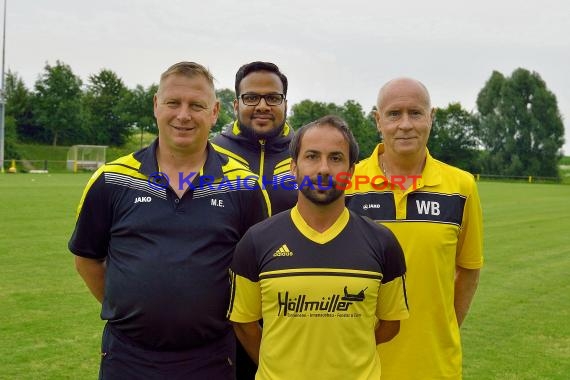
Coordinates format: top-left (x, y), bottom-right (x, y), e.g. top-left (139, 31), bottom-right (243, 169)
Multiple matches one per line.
top-left (229, 115), bottom-right (409, 379)
top-left (346, 78), bottom-right (483, 380)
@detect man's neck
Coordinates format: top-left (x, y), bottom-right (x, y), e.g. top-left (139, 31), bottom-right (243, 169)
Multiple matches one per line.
top-left (156, 142), bottom-right (208, 197)
top-left (296, 197), bottom-right (346, 233)
top-left (380, 149), bottom-right (427, 177)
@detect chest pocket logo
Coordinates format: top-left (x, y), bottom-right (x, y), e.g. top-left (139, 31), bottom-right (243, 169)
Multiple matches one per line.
top-left (407, 192), bottom-right (465, 225)
top-left (210, 199), bottom-right (225, 208)
top-left (415, 200), bottom-right (440, 215)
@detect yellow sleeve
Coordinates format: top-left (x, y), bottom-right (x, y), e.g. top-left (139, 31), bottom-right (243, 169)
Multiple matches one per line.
top-left (457, 178), bottom-right (484, 269)
top-left (376, 276), bottom-right (409, 321)
top-left (228, 270), bottom-right (262, 323)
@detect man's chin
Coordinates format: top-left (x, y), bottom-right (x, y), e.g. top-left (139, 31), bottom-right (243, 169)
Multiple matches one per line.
top-left (251, 124), bottom-right (276, 136)
top-left (301, 188), bottom-right (344, 206)
top-left (238, 118), bottom-right (285, 139)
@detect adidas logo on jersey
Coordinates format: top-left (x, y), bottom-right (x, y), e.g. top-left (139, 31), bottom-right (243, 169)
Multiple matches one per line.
top-left (273, 244), bottom-right (293, 257)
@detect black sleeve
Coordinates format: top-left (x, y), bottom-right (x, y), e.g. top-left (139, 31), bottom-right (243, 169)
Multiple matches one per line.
top-left (230, 230), bottom-right (260, 282)
top-left (68, 173), bottom-right (112, 259)
top-left (375, 224), bottom-right (407, 284)
top-left (239, 184), bottom-right (269, 235)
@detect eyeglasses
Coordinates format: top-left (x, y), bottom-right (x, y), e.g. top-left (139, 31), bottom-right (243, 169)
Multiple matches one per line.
top-left (240, 93), bottom-right (285, 106)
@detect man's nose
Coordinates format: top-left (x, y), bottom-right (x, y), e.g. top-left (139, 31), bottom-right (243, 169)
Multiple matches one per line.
top-left (317, 158), bottom-right (331, 175)
top-left (255, 97), bottom-right (271, 111)
top-left (399, 113), bottom-right (413, 129)
top-left (176, 105), bottom-right (192, 121)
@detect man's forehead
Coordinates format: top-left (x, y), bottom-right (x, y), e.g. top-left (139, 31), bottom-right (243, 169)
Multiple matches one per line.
top-left (300, 126), bottom-right (348, 152)
top-left (382, 95), bottom-right (428, 109)
top-left (159, 75), bottom-right (216, 97)
top-left (241, 71), bottom-right (283, 88)
top-left (378, 78), bottom-right (430, 109)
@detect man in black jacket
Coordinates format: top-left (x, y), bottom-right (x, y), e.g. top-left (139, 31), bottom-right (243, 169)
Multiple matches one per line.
top-left (213, 61), bottom-right (296, 216)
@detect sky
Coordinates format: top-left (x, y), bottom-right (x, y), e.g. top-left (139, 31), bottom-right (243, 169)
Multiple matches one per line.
top-left (5, 0), bottom-right (570, 153)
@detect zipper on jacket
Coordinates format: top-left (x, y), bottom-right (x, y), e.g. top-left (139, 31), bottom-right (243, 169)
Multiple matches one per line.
top-left (258, 139), bottom-right (266, 177)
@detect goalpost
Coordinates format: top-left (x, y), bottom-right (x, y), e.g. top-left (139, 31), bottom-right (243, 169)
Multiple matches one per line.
top-left (66, 145), bottom-right (108, 172)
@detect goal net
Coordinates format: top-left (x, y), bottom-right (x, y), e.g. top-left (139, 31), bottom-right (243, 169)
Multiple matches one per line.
top-left (67, 145), bottom-right (108, 172)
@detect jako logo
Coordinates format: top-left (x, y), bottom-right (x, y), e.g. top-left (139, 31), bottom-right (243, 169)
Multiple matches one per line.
top-left (134, 196), bottom-right (152, 204)
top-left (362, 204), bottom-right (381, 210)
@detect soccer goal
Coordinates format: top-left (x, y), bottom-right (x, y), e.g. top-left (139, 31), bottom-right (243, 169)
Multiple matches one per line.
top-left (66, 145), bottom-right (108, 172)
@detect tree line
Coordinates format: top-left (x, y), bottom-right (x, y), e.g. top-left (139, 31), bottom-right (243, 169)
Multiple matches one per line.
top-left (4, 61), bottom-right (565, 177)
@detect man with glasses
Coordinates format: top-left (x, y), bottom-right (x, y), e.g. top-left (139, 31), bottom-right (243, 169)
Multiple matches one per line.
top-left (213, 61), bottom-right (296, 380)
top-left (213, 61), bottom-right (297, 218)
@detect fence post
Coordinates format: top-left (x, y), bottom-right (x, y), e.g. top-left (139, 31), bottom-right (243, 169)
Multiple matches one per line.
top-left (476, 174), bottom-right (480, 181)
top-left (528, 176), bottom-right (532, 183)
top-left (8, 159), bottom-right (17, 173)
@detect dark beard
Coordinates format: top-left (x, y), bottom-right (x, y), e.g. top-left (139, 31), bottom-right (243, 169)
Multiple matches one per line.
top-left (237, 116), bottom-right (285, 140)
top-left (298, 176), bottom-right (344, 205)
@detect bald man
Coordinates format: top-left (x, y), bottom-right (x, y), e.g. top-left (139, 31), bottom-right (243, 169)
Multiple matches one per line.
top-left (346, 78), bottom-right (483, 380)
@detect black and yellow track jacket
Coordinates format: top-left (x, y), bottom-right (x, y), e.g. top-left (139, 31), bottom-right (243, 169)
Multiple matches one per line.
top-left (212, 121), bottom-right (297, 215)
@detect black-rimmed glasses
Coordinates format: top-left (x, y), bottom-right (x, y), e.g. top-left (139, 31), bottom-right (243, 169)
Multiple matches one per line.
top-left (240, 93), bottom-right (285, 106)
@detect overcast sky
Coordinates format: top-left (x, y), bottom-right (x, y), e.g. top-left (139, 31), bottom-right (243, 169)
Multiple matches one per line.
top-left (6, 0), bottom-right (570, 153)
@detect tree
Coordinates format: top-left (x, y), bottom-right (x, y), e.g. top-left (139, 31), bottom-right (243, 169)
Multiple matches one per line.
top-left (340, 100), bottom-right (377, 160)
top-left (5, 70), bottom-right (40, 143)
top-left (3, 116), bottom-right (20, 159)
top-left (288, 99), bottom-right (341, 129)
top-left (476, 68), bottom-right (564, 177)
top-left (212, 88), bottom-right (236, 136)
top-left (289, 99), bottom-right (377, 160)
top-left (83, 69), bottom-right (131, 146)
top-left (120, 84), bottom-right (158, 140)
top-left (428, 103), bottom-right (481, 173)
top-left (34, 61), bottom-right (84, 146)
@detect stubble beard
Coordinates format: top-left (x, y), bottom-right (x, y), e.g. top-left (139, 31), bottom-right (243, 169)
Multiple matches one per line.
top-left (237, 114), bottom-right (285, 140)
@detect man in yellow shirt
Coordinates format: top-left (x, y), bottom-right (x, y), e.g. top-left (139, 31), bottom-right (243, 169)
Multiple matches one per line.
top-left (346, 78), bottom-right (483, 380)
top-left (229, 115), bottom-right (409, 379)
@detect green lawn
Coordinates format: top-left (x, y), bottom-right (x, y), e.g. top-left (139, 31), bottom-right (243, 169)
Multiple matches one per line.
top-left (462, 181), bottom-right (570, 380)
top-left (0, 175), bottom-right (568, 379)
top-left (9, 132), bottom-right (158, 173)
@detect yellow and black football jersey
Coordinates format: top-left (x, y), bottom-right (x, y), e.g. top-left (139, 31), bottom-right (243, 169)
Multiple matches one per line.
top-left (346, 143), bottom-right (484, 380)
top-left (228, 206), bottom-right (408, 380)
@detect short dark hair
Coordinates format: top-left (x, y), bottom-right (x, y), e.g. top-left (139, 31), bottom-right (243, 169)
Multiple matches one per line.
top-left (235, 61), bottom-right (288, 97)
top-left (289, 115), bottom-right (359, 166)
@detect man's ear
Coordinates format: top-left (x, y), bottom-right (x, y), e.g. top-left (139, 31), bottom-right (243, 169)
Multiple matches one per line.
top-left (233, 98), bottom-right (239, 117)
top-left (429, 107), bottom-right (436, 129)
top-left (153, 94), bottom-right (159, 118)
top-left (374, 109), bottom-right (383, 134)
top-left (290, 159), bottom-right (297, 179)
top-left (210, 100), bottom-right (220, 128)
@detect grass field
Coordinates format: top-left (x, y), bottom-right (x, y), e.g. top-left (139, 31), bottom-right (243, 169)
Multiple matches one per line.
top-left (0, 174), bottom-right (569, 379)
top-left (9, 132), bottom-right (158, 173)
